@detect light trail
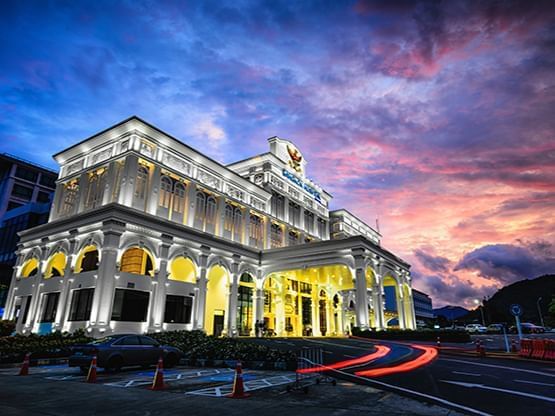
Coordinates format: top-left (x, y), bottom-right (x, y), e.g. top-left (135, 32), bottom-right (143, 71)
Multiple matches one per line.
top-left (296, 345), bottom-right (391, 374)
top-left (355, 345), bottom-right (438, 377)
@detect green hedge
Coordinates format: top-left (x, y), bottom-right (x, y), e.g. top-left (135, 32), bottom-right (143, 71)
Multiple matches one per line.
top-left (149, 330), bottom-right (296, 362)
top-left (0, 329), bottom-right (296, 364)
top-left (0, 329), bottom-right (92, 363)
top-left (352, 327), bottom-right (471, 343)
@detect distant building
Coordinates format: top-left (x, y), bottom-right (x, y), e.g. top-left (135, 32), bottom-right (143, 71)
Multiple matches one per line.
top-left (412, 289), bottom-right (434, 322)
top-left (0, 154), bottom-right (57, 306)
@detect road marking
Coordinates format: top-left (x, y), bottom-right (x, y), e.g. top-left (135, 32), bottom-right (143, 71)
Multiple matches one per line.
top-left (514, 379), bottom-right (555, 387)
top-left (187, 374), bottom-right (297, 397)
top-left (328, 368), bottom-right (492, 416)
top-left (440, 380), bottom-right (555, 403)
top-left (452, 371), bottom-right (481, 377)
top-left (439, 358), bottom-right (555, 378)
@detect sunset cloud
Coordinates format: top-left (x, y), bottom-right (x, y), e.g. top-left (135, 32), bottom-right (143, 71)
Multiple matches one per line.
top-left (0, 0), bottom-right (553, 307)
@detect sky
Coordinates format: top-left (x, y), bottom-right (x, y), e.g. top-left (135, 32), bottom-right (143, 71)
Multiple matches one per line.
top-left (1, 0), bottom-right (554, 308)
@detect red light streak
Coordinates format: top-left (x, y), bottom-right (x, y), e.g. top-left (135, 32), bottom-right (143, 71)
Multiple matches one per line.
top-left (297, 345), bottom-right (391, 374)
top-left (354, 345), bottom-right (437, 377)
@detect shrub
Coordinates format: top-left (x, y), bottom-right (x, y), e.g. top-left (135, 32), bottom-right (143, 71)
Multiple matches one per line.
top-left (149, 330), bottom-right (296, 362)
top-left (0, 329), bottom-right (92, 363)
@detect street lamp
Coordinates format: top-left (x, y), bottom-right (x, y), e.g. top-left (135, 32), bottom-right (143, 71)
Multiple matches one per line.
top-left (537, 297), bottom-right (545, 327)
top-left (474, 299), bottom-right (485, 326)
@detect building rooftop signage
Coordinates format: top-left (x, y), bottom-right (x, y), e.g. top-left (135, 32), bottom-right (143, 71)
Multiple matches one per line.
top-left (282, 168), bottom-right (322, 204)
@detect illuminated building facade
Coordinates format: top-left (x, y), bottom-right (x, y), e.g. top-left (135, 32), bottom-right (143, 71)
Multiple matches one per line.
top-left (3, 117), bottom-right (415, 337)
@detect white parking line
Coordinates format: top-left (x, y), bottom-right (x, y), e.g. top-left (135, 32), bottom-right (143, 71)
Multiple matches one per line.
top-left (103, 368), bottom-right (234, 388)
top-left (452, 371), bottom-right (481, 377)
top-left (439, 358), bottom-right (555, 378)
top-left (186, 374), bottom-right (297, 397)
top-left (514, 379), bottom-right (555, 387)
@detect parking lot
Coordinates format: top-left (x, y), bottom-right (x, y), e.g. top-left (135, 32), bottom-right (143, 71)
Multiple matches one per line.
top-left (0, 362), bottom-right (464, 416)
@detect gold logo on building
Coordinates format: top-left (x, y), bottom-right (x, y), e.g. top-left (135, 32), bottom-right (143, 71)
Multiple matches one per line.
top-left (287, 144), bottom-right (303, 174)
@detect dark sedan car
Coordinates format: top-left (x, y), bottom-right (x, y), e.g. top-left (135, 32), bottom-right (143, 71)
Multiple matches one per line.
top-left (68, 334), bottom-right (183, 373)
top-left (509, 323), bottom-right (545, 334)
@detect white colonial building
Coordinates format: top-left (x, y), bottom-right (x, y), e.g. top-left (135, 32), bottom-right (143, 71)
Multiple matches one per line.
top-left (3, 117), bottom-right (415, 338)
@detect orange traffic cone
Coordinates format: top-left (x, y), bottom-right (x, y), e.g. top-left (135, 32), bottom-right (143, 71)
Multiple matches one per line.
top-left (86, 356), bottom-right (97, 383)
top-left (19, 353), bottom-right (30, 376)
top-left (149, 356), bottom-right (166, 391)
top-left (228, 361), bottom-right (250, 399)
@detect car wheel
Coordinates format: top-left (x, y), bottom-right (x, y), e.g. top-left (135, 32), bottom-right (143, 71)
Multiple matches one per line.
top-left (165, 353), bottom-right (178, 368)
top-left (107, 356), bottom-right (123, 373)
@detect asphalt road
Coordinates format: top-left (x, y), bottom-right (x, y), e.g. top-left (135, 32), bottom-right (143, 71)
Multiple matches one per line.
top-left (246, 337), bottom-right (555, 416)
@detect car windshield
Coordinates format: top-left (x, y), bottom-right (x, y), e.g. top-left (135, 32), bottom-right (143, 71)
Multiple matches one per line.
top-left (90, 336), bottom-right (119, 345)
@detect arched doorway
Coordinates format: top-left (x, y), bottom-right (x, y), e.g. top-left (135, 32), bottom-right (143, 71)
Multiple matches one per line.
top-left (383, 274), bottom-right (401, 328)
top-left (236, 273), bottom-right (255, 336)
top-left (204, 265), bottom-right (229, 336)
top-left (263, 264), bottom-right (353, 337)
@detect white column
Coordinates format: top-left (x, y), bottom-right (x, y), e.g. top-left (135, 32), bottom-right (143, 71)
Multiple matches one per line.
top-left (186, 181), bottom-right (197, 227)
top-left (193, 250), bottom-right (209, 331)
top-left (215, 196), bottom-right (226, 237)
top-left (54, 234), bottom-right (78, 331)
top-left (3, 250), bottom-right (24, 321)
top-left (118, 154), bottom-right (139, 206)
top-left (76, 171), bottom-right (90, 213)
top-left (353, 252), bottom-right (369, 330)
top-left (146, 165), bottom-right (161, 215)
top-left (242, 208), bottom-right (251, 245)
top-left (263, 217), bottom-right (272, 249)
top-left (312, 283), bottom-right (321, 336)
top-left (227, 257), bottom-right (240, 336)
top-left (397, 289), bottom-right (406, 329)
top-left (149, 238), bottom-right (172, 332)
top-left (90, 222), bottom-right (123, 336)
top-left (49, 182), bottom-right (65, 222)
top-left (102, 160), bottom-right (118, 205)
top-left (25, 244), bottom-right (49, 332)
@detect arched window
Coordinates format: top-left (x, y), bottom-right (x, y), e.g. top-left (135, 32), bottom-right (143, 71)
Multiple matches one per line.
top-left (159, 176), bottom-right (172, 209)
top-left (135, 165), bottom-right (149, 200)
top-left (20, 258), bottom-right (39, 278)
top-left (169, 256), bottom-right (196, 283)
top-left (270, 223), bottom-right (283, 248)
top-left (60, 180), bottom-right (79, 216)
top-left (75, 245), bottom-right (99, 273)
top-left (85, 168), bottom-right (107, 209)
top-left (120, 247), bottom-right (154, 276)
top-left (288, 230), bottom-right (298, 246)
top-left (224, 204), bottom-right (234, 232)
top-left (173, 182), bottom-right (186, 213)
top-left (45, 252), bottom-right (67, 278)
top-left (206, 196), bottom-right (217, 225)
top-left (195, 192), bottom-right (206, 222)
top-left (233, 208), bottom-right (242, 229)
top-left (249, 214), bottom-right (263, 247)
